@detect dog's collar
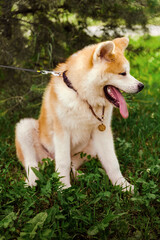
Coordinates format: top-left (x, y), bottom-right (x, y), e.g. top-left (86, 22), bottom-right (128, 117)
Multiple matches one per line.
top-left (63, 71), bottom-right (77, 92)
top-left (62, 70), bottom-right (106, 131)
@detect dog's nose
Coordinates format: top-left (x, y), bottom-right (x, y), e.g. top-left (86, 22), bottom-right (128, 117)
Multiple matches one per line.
top-left (138, 83), bottom-right (144, 92)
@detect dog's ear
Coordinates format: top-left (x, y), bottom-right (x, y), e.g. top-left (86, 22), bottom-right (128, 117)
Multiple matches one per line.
top-left (93, 41), bottom-right (115, 63)
top-left (113, 37), bottom-right (129, 52)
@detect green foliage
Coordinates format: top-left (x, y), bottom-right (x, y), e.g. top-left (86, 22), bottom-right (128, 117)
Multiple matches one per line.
top-left (19, 212), bottom-right (48, 239)
top-left (0, 0), bottom-right (159, 68)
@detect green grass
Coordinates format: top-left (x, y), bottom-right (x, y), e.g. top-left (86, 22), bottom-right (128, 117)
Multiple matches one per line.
top-left (0, 36), bottom-right (160, 239)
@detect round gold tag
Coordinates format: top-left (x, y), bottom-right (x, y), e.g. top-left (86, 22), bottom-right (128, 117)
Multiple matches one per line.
top-left (98, 124), bottom-right (106, 131)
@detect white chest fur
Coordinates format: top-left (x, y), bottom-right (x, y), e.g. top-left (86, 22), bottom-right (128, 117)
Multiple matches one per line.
top-left (56, 94), bottom-right (112, 154)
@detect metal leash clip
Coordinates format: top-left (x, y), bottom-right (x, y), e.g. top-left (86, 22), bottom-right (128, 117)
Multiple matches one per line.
top-left (40, 70), bottom-right (62, 77)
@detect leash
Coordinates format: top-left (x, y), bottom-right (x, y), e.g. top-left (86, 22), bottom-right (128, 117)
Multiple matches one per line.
top-left (0, 64), bottom-right (62, 77)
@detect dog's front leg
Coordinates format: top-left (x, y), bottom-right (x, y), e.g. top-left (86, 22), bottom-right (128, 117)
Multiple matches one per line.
top-left (54, 130), bottom-right (71, 188)
top-left (93, 127), bottom-right (134, 192)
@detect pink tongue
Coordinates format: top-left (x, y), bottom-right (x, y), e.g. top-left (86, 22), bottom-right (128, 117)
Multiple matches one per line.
top-left (110, 86), bottom-right (129, 119)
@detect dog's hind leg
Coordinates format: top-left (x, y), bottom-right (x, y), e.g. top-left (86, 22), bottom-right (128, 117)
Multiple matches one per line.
top-left (71, 154), bottom-right (85, 177)
top-left (15, 118), bottom-right (47, 186)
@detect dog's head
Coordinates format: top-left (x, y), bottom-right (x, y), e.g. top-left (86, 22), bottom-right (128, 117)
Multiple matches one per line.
top-left (84, 37), bottom-right (144, 118)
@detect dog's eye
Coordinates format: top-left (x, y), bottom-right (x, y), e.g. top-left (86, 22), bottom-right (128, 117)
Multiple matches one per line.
top-left (119, 72), bottom-right (127, 76)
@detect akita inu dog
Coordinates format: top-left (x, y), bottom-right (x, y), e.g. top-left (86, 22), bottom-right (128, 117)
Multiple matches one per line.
top-left (15, 37), bottom-right (144, 192)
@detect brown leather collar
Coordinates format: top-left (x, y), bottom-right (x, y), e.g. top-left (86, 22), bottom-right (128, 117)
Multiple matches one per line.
top-left (63, 71), bottom-right (77, 92)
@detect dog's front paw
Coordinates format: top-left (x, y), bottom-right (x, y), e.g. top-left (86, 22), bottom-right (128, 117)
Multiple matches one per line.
top-left (121, 182), bottom-right (134, 193)
top-left (25, 171), bottom-right (38, 187)
top-left (115, 178), bottom-right (134, 193)
top-left (59, 176), bottom-right (71, 190)
top-left (61, 183), bottom-right (71, 190)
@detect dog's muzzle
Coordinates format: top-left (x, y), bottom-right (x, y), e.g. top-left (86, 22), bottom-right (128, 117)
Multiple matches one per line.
top-left (138, 83), bottom-right (144, 92)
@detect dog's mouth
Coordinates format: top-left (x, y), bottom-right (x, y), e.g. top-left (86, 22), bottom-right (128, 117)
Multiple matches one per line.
top-left (103, 85), bottom-right (129, 119)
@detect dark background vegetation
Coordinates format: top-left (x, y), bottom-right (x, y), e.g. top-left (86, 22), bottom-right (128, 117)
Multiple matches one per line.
top-left (0, 0), bottom-right (160, 239)
top-left (0, 0), bottom-right (158, 67)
